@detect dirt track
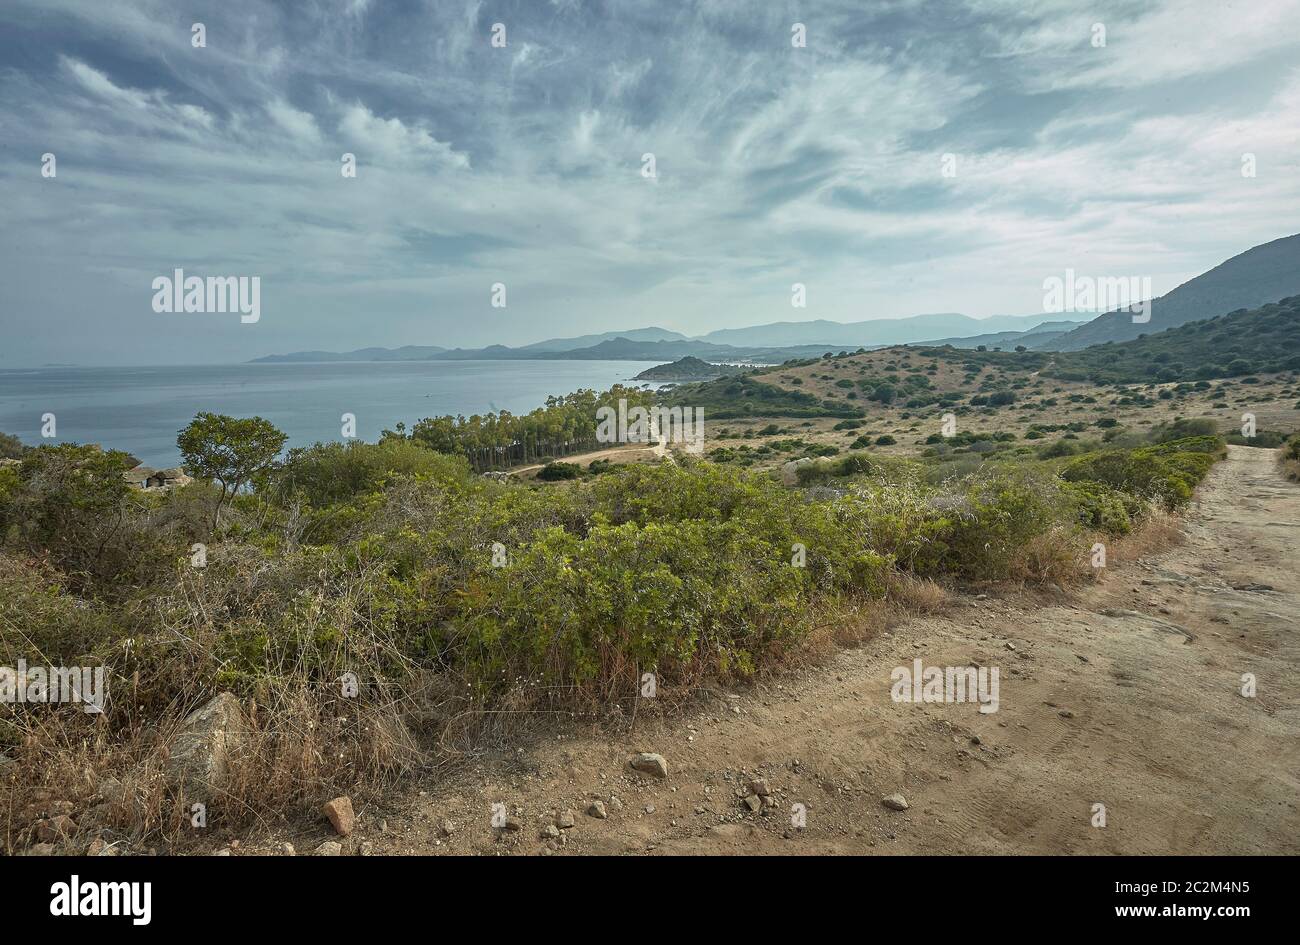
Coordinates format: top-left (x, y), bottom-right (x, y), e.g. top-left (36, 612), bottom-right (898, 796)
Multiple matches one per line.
top-left (282, 445), bottom-right (1300, 855)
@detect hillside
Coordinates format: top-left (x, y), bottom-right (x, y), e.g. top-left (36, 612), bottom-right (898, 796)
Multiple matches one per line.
top-left (1047, 296), bottom-right (1300, 384)
top-left (1051, 233), bottom-right (1300, 350)
top-left (633, 357), bottom-right (744, 381)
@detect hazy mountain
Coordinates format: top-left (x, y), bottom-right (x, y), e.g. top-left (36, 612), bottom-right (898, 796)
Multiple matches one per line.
top-left (918, 320), bottom-right (1083, 351)
top-left (695, 312), bottom-right (1087, 348)
top-left (515, 327), bottom-right (688, 352)
top-left (252, 345), bottom-right (445, 363)
top-left (1049, 233), bottom-right (1300, 351)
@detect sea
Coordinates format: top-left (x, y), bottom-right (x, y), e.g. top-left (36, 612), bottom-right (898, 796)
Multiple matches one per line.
top-left (0, 361), bottom-right (663, 467)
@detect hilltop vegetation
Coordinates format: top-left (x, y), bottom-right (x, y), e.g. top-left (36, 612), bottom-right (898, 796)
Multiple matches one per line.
top-left (1045, 296), bottom-right (1300, 384)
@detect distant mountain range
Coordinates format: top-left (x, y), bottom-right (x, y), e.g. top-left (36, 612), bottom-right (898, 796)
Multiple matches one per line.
top-left (693, 312), bottom-right (1083, 348)
top-left (253, 313), bottom-right (1086, 364)
top-left (252, 233), bottom-right (1300, 364)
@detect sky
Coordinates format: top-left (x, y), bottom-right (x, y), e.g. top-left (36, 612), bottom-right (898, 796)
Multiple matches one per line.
top-left (1, 0), bottom-right (1299, 366)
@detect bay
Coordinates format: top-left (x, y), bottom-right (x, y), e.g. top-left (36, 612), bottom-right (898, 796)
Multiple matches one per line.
top-left (0, 360), bottom-right (663, 466)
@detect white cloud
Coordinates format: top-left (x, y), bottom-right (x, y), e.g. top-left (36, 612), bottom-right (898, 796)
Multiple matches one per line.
top-left (337, 103), bottom-right (470, 168)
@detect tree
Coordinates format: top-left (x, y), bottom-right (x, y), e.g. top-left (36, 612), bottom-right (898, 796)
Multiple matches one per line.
top-left (178, 413), bottom-right (286, 527)
top-left (5, 444), bottom-right (135, 580)
top-left (0, 430), bottom-right (26, 460)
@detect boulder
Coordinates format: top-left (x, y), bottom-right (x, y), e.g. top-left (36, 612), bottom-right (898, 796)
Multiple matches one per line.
top-left (781, 458), bottom-right (813, 487)
top-left (164, 692), bottom-right (247, 796)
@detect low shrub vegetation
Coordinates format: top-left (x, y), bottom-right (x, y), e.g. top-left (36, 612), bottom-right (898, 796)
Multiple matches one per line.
top-left (0, 410), bottom-right (1227, 848)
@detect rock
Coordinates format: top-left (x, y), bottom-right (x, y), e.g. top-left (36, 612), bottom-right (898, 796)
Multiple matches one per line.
top-left (24, 842), bottom-right (56, 856)
top-left (541, 824), bottom-right (560, 839)
top-left (743, 795), bottom-right (762, 813)
top-left (322, 796), bottom-right (356, 836)
top-left (439, 819), bottom-right (455, 837)
top-left (164, 692), bottom-right (247, 797)
top-left (781, 457), bottom-right (814, 486)
top-left (97, 777), bottom-right (125, 806)
top-left (281, 842), bottom-right (296, 856)
top-left (881, 793), bottom-right (909, 812)
top-left (502, 816), bottom-right (523, 832)
top-left (748, 778), bottom-right (771, 797)
top-left (212, 848), bottom-right (232, 856)
top-left (35, 815), bottom-right (76, 843)
top-left (312, 841), bottom-right (343, 856)
top-left (630, 752), bottom-right (668, 779)
top-left (587, 800), bottom-right (608, 819)
top-left (556, 811), bottom-right (576, 829)
top-left (86, 837), bottom-right (118, 857)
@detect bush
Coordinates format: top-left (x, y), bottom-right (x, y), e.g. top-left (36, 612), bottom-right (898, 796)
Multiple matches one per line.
top-left (1061, 480), bottom-right (1142, 535)
top-left (1061, 436), bottom-right (1224, 509)
top-left (279, 438), bottom-right (469, 506)
top-left (537, 461), bottom-right (581, 481)
top-left (0, 431), bottom-right (26, 460)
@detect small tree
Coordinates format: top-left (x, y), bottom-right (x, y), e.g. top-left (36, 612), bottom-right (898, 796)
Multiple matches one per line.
top-left (178, 413), bottom-right (287, 527)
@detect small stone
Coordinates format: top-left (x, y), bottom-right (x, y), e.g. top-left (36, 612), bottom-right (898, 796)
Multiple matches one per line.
top-left (541, 824), bottom-right (560, 839)
top-left (556, 811), bottom-right (575, 829)
top-left (212, 848), bottom-right (232, 856)
top-left (1059, 710), bottom-right (1075, 719)
top-left (439, 819), bottom-right (455, 837)
top-left (629, 752), bottom-right (668, 779)
top-left (502, 816), bottom-right (523, 832)
top-left (882, 793), bottom-right (909, 812)
top-left (35, 815), bottom-right (76, 843)
top-left (743, 795), bottom-right (762, 813)
top-left (24, 843), bottom-right (56, 856)
top-left (749, 778), bottom-right (771, 797)
top-left (281, 842), bottom-right (296, 856)
top-left (322, 796), bottom-right (356, 836)
top-left (587, 800), bottom-right (608, 819)
top-left (313, 840), bottom-right (343, 856)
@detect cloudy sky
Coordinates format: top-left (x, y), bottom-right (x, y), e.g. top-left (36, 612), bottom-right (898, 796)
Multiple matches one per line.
top-left (2, 0), bottom-right (1298, 366)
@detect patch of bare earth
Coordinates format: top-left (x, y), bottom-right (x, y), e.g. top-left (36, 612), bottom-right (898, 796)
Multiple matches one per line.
top-left (244, 445), bottom-right (1299, 856)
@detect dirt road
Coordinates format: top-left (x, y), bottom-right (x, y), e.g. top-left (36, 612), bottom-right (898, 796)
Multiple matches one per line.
top-left (282, 446), bottom-right (1300, 855)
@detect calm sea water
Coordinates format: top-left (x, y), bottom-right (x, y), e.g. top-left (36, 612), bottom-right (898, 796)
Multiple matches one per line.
top-left (0, 361), bottom-right (663, 466)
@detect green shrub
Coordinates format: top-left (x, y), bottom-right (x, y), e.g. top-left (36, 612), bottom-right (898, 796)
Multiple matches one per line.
top-left (537, 461), bottom-right (581, 481)
top-left (1061, 480), bottom-right (1141, 535)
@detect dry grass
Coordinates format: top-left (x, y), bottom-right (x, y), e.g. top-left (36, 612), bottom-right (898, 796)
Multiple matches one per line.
top-left (1106, 508), bottom-right (1185, 567)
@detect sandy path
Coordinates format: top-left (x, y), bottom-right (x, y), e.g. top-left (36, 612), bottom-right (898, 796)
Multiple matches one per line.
top-left (281, 446), bottom-right (1300, 855)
